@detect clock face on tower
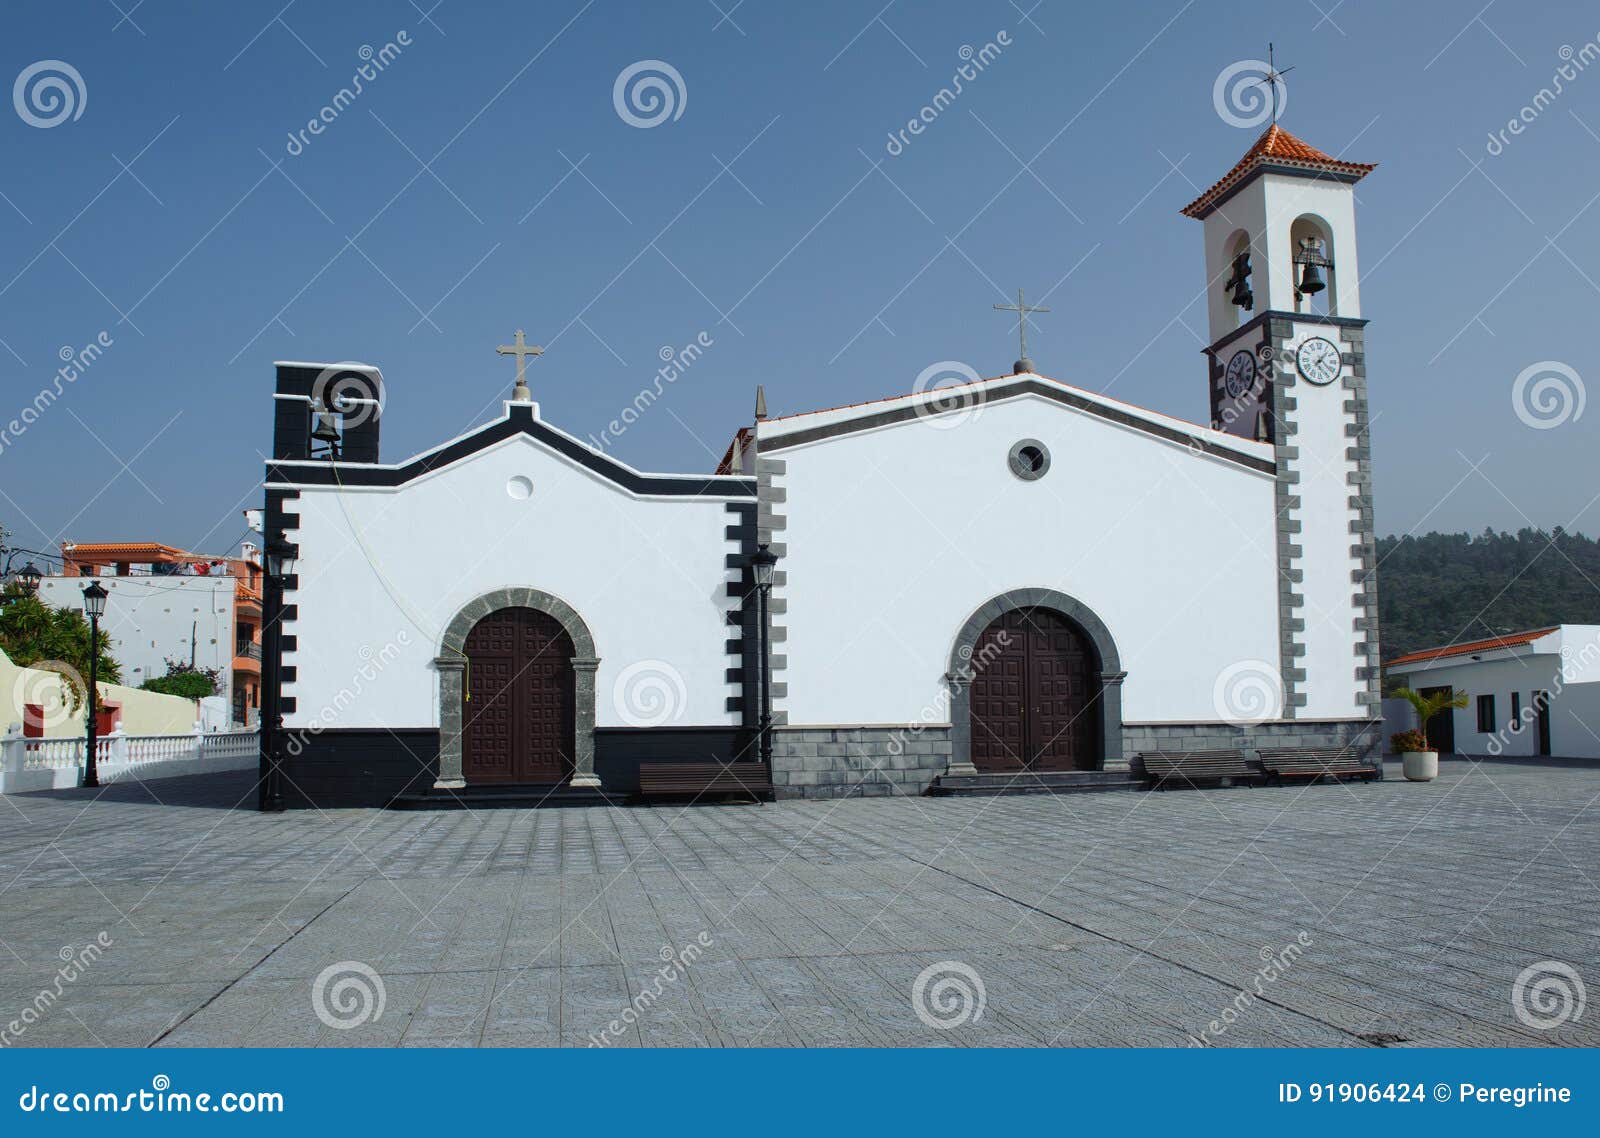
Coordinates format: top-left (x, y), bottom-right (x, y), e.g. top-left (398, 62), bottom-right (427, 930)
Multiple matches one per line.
top-left (1295, 336), bottom-right (1342, 386)
top-left (1213, 341), bottom-right (1270, 440)
top-left (1223, 349), bottom-right (1257, 398)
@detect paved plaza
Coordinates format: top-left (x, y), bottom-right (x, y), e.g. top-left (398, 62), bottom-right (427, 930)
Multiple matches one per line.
top-left (0, 760), bottom-right (1595, 1048)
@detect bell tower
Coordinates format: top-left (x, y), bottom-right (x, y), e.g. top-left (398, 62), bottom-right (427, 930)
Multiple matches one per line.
top-left (1183, 123), bottom-right (1381, 726)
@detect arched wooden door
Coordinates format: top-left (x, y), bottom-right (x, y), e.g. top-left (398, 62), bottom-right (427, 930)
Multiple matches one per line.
top-left (969, 607), bottom-right (1099, 772)
top-left (461, 607), bottom-right (576, 784)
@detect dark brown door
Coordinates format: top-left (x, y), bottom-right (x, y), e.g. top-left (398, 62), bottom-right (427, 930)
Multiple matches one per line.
top-left (1420, 685), bottom-right (1456, 754)
top-left (969, 607), bottom-right (1098, 772)
top-left (1534, 691), bottom-right (1552, 755)
top-left (462, 607), bottom-right (575, 784)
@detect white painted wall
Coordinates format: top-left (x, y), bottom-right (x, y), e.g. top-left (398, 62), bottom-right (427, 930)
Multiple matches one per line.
top-left (1388, 627), bottom-right (1600, 759)
top-left (278, 421), bottom-right (745, 731)
top-left (1283, 317), bottom-right (1364, 720)
top-left (764, 389), bottom-right (1283, 725)
top-left (36, 574), bottom-right (236, 704)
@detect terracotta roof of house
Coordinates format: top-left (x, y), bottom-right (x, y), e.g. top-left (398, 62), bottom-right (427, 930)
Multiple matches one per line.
top-left (1180, 123), bottom-right (1376, 219)
top-left (1386, 627), bottom-right (1559, 669)
top-left (61, 542), bottom-right (202, 563)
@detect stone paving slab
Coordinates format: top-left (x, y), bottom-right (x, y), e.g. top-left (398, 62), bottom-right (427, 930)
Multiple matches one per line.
top-left (0, 760), bottom-right (1595, 1047)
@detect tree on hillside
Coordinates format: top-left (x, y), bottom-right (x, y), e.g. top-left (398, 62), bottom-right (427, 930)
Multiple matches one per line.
top-left (1375, 528), bottom-right (1600, 662)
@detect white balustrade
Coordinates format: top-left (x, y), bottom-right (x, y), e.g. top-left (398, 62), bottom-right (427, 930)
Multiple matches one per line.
top-left (1, 721), bottom-right (260, 794)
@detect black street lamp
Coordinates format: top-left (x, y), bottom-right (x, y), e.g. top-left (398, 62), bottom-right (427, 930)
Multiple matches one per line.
top-left (80, 580), bottom-right (109, 789)
top-left (749, 543), bottom-right (778, 767)
top-left (0, 561), bottom-right (43, 607)
top-left (259, 538), bottom-right (297, 813)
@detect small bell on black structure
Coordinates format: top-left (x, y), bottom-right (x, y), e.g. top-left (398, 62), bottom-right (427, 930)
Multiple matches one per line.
top-left (311, 406), bottom-right (342, 455)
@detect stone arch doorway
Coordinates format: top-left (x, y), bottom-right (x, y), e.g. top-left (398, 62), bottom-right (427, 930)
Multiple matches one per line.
top-left (968, 607), bottom-right (1098, 771)
top-left (461, 607), bottom-right (575, 784)
top-left (947, 588), bottom-right (1126, 776)
top-left (434, 589), bottom-right (600, 790)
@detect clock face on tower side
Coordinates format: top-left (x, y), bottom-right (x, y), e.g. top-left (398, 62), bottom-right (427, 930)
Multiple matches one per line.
top-left (1223, 349), bottom-right (1257, 398)
top-left (1295, 336), bottom-right (1342, 386)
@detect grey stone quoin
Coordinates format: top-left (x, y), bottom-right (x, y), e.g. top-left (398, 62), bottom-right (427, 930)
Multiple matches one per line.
top-left (433, 587), bottom-right (600, 789)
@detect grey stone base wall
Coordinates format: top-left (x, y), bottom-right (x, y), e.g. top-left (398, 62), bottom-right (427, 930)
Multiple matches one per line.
top-left (770, 726), bottom-right (951, 799)
top-left (1124, 719), bottom-right (1383, 772)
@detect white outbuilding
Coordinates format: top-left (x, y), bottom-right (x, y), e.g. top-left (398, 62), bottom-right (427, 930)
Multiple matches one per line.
top-left (1385, 626), bottom-right (1600, 760)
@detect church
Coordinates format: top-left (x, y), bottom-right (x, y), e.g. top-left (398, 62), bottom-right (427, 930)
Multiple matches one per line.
top-left (258, 122), bottom-right (1382, 808)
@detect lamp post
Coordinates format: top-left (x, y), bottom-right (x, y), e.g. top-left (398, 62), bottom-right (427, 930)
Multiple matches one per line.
top-left (749, 543), bottom-right (778, 767)
top-left (80, 580), bottom-right (108, 789)
top-left (259, 538), bottom-right (297, 813)
top-left (0, 561), bottom-right (42, 607)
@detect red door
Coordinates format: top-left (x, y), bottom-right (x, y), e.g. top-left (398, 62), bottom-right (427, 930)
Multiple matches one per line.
top-left (969, 608), bottom-right (1098, 772)
top-left (462, 608), bottom-right (575, 784)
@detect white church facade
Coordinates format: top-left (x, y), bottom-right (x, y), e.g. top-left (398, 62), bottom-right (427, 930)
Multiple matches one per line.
top-left (258, 123), bottom-right (1383, 807)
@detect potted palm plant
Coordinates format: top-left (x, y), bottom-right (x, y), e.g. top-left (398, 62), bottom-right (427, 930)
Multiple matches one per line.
top-left (1389, 686), bottom-right (1469, 781)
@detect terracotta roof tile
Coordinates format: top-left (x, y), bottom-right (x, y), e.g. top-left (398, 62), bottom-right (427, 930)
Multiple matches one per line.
top-left (1386, 627), bottom-right (1559, 668)
top-left (1181, 124), bottom-right (1375, 218)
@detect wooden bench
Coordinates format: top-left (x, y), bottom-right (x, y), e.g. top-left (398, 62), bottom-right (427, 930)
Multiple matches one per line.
top-left (1257, 746), bottom-right (1378, 784)
top-left (637, 762), bottom-right (773, 803)
top-left (1139, 749), bottom-right (1259, 790)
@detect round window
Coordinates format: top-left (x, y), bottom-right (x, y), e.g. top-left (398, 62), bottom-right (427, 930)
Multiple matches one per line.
top-left (1007, 438), bottom-right (1050, 481)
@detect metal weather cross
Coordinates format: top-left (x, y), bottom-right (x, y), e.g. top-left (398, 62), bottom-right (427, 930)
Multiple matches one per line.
top-left (1257, 42), bottom-right (1294, 124)
top-left (497, 329), bottom-right (544, 400)
top-left (994, 288), bottom-right (1050, 373)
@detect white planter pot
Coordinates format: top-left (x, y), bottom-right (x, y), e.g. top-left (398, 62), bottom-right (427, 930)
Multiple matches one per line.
top-left (1401, 751), bottom-right (1438, 782)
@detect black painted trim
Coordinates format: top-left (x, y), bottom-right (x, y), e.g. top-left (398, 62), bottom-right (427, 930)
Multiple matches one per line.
top-left (266, 405), bottom-right (755, 498)
top-left (1204, 310), bottom-right (1370, 358)
top-left (760, 377), bottom-right (1276, 475)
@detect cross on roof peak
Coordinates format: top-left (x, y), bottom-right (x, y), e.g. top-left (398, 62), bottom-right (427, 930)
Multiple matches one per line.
top-left (994, 288), bottom-right (1050, 374)
top-left (497, 328), bottom-right (544, 400)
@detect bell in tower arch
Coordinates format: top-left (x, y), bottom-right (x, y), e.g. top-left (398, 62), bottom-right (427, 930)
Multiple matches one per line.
top-left (1295, 235), bottom-right (1328, 296)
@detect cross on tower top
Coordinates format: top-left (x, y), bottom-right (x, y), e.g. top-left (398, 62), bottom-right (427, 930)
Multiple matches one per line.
top-left (497, 328), bottom-right (544, 401)
top-left (1258, 42), bottom-right (1294, 124)
top-left (994, 288), bottom-right (1050, 375)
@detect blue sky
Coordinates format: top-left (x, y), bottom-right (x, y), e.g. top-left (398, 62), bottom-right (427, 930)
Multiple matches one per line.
top-left (2, 0), bottom-right (1598, 558)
